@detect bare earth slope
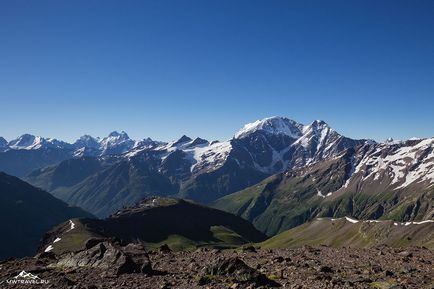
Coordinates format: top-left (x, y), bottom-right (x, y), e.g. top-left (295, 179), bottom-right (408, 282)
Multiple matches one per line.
top-left (260, 217), bottom-right (434, 249)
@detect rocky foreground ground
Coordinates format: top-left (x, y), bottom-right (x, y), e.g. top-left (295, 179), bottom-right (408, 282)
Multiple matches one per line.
top-left (0, 242), bottom-right (432, 289)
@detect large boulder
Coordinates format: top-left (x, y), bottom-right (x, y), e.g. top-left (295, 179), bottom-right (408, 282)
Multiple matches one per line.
top-left (205, 257), bottom-right (280, 287)
top-left (53, 241), bottom-right (152, 275)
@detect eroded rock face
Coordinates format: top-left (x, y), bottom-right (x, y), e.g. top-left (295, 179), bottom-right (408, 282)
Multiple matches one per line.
top-left (53, 241), bottom-right (152, 275)
top-left (205, 257), bottom-right (281, 287)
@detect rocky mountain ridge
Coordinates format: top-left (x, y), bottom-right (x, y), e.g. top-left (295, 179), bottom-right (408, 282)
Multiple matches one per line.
top-left (213, 138), bottom-right (434, 235)
top-left (24, 117), bottom-right (372, 217)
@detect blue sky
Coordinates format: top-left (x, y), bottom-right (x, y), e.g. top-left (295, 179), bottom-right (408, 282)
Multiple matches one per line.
top-left (0, 0), bottom-right (433, 143)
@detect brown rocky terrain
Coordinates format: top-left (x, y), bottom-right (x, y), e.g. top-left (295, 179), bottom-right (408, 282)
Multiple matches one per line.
top-left (0, 240), bottom-right (432, 289)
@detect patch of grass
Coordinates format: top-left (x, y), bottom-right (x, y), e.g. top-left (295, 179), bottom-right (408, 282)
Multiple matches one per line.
top-left (143, 234), bottom-right (198, 251)
top-left (53, 219), bottom-right (101, 255)
top-left (210, 225), bottom-right (245, 245)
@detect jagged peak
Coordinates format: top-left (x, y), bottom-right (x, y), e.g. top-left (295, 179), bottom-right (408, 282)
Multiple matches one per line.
top-left (73, 135), bottom-right (100, 150)
top-left (172, 135), bottom-right (192, 146)
top-left (188, 137), bottom-right (209, 147)
top-left (302, 119), bottom-right (335, 135)
top-left (310, 119), bottom-right (330, 128)
top-left (107, 131), bottom-right (130, 139)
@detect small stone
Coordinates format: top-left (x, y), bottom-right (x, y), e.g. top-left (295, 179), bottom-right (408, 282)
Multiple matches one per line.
top-left (273, 256), bottom-right (284, 263)
top-left (319, 266), bottom-right (334, 273)
top-left (385, 270), bottom-right (394, 277)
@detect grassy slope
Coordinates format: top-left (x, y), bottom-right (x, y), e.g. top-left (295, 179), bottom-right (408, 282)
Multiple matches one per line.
top-left (260, 218), bottom-right (434, 249)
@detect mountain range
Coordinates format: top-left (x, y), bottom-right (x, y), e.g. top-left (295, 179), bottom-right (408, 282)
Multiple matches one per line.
top-left (19, 117), bottom-right (371, 217)
top-left (213, 138), bottom-right (434, 235)
top-left (0, 131), bottom-right (158, 177)
top-left (1, 116), bottom-right (433, 237)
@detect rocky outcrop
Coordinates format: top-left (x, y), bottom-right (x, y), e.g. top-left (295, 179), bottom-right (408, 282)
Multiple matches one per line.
top-left (52, 241), bottom-right (152, 275)
top-left (204, 257), bottom-right (281, 287)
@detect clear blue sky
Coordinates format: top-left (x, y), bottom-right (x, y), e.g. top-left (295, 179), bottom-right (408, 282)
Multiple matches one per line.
top-left (1, 0), bottom-right (433, 143)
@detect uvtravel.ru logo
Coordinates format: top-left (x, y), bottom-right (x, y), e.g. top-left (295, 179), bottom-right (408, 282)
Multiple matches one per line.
top-left (6, 270), bottom-right (49, 285)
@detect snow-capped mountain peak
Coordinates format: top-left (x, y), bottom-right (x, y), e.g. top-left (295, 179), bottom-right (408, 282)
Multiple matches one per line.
top-left (101, 131), bottom-right (131, 143)
top-left (308, 119), bottom-right (331, 130)
top-left (8, 134), bottom-right (39, 149)
top-left (234, 116), bottom-right (304, 139)
top-left (99, 131), bottom-right (135, 155)
top-left (108, 131), bottom-right (129, 138)
top-left (7, 134), bottom-right (71, 150)
top-left (74, 135), bottom-right (100, 148)
top-left (297, 120), bottom-right (336, 146)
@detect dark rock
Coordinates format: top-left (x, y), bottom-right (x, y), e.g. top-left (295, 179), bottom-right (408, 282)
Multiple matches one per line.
top-left (273, 256), bottom-right (284, 263)
top-left (197, 275), bottom-right (211, 285)
top-left (371, 264), bottom-right (383, 273)
top-left (26, 265), bottom-right (50, 274)
top-left (205, 257), bottom-right (281, 287)
top-left (123, 243), bottom-right (153, 274)
top-left (385, 270), bottom-right (394, 277)
top-left (159, 244), bottom-right (171, 253)
top-left (35, 251), bottom-right (56, 260)
top-left (85, 238), bottom-right (107, 249)
top-left (319, 266), bottom-right (334, 273)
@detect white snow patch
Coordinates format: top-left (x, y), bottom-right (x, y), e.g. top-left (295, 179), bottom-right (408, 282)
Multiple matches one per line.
top-left (44, 245), bottom-right (54, 252)
top-left (345, 216), bottom-right (359, 223)
top-left (185, 141), bottom-right (232, 172)
top-left (334, 137), bottom-right (434, 192)
top-left (404, 220), bottom-right (434, 225)
top-left (328, 217), bottom-right (433, 226)
top-left (67, 220), bottom-right (76, 232)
